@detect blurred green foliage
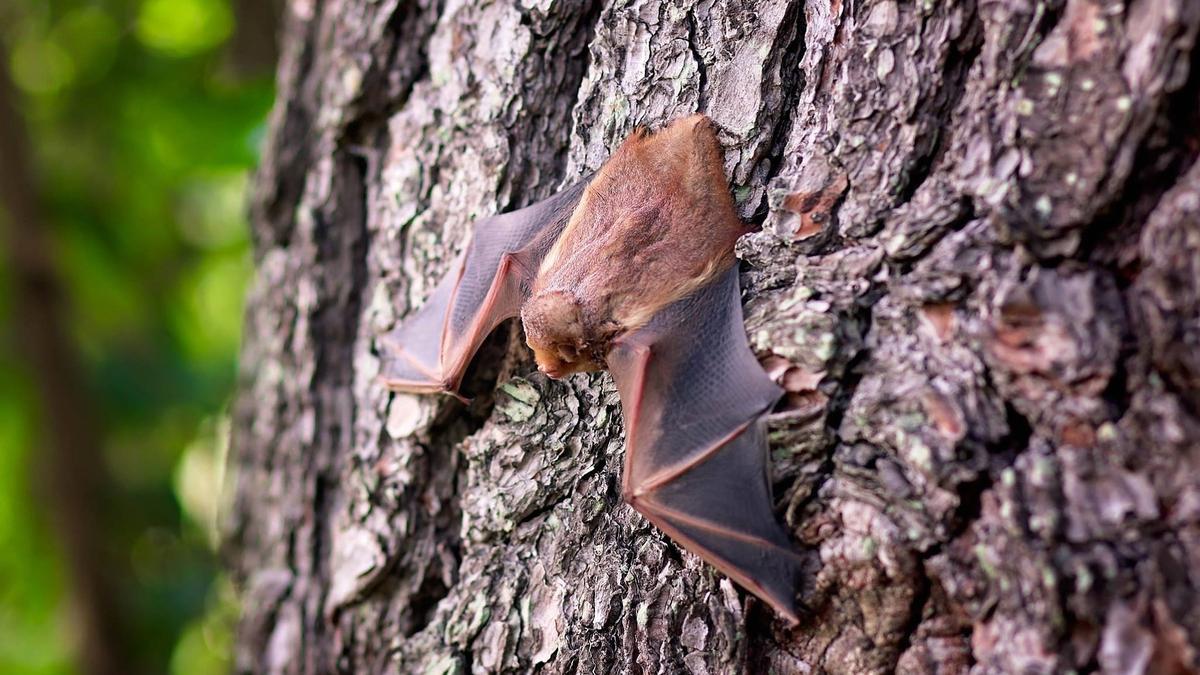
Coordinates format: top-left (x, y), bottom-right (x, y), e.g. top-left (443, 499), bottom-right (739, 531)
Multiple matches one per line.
top-left (1, 1), bottom-right (273, 672)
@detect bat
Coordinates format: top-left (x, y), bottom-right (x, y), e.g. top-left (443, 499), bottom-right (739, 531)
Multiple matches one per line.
top-left (379, 115), bottom-right (803, 623)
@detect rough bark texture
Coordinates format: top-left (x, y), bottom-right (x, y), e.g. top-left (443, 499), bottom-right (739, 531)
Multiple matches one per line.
top-left (228, 0), bottom-right (1200, 672)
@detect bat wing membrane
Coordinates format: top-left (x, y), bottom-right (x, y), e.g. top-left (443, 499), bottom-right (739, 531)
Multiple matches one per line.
top-left (379, 181), bottom-right (587, 395)
top-left (608, 265), bottom-right (802, 623)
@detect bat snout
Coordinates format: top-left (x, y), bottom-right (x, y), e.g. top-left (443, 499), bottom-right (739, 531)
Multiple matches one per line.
top-left (529, 341), bottom-right (596, 380)
top-left (537, 362), bottom-right (567, 379)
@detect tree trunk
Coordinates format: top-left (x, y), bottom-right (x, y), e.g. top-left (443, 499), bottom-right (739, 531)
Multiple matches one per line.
top-left (227, 0), bottom-right (1200, 672)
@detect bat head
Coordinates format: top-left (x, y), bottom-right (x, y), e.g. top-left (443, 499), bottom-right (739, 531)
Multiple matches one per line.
top-left (520, 290), bottom-right (609, 379)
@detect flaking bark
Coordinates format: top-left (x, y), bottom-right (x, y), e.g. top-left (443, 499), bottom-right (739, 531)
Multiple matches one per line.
top-left (229, 0), bottom-right (1200, 672)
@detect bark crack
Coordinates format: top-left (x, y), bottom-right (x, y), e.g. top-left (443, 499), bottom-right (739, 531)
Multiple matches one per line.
top-left (895, 0), bottom-right (983, 206)
top-left (754, 0), bottom-right (807, 221)
top-left (685, 8), bottom-right (709, 107)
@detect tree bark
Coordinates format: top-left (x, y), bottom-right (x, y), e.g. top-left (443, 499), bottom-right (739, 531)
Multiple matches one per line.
top-left (228, 0), bottom-right (1200, 673)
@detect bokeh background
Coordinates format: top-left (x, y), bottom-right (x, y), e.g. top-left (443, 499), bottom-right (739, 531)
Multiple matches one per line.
top-left (0, 1), bottom-right (279, 672)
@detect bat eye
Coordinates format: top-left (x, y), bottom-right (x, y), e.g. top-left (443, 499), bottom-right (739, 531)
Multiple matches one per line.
top-left (556, 344), bottom-right (580, 362)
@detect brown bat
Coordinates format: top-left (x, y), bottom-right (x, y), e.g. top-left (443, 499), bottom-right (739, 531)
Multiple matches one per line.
top-left (379, 115), bottom-right (803, 622)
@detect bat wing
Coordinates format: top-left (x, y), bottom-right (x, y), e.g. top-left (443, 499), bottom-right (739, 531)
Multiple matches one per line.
top-left (379, 181), bottom-right (587, 396)
top-left (607, 264), bottom-right (802, 623)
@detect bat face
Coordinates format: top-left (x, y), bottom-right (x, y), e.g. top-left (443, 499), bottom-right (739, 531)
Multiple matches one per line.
top-left (520, 289), bottom-right (609, 378)
top-left (379, 114), bottom-right (805, 623)
top-left (521, 115), bottom-right (746, 379)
